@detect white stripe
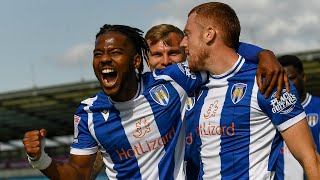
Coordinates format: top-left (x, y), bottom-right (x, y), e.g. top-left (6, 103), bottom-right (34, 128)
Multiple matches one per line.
top-left (101, 150), bottom-right (118, 180)
top-left (282, 142), bottom-right (304, 180)
top-left (114, 96), bottom-right (163, 180)
top-left (277, 112), bottom-right (306, 131)
top-left (249, 77), bottom-right (276, 179)
top-left (199, 79), bottom-right (226, 179)
top-left (302, 93), bottom-right (311, 108)
top-left (70, 146), bottom-right (98, 155)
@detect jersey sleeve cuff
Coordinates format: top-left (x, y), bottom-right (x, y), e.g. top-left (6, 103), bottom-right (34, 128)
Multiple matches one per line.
top-left (277, 111), bottom-right (306, 131)
top-left (70, 146), bottom-right (99, 155)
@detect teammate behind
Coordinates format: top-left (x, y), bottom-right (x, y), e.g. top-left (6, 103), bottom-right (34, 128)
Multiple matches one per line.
top-left (275, 54), bottom-right (320, 180)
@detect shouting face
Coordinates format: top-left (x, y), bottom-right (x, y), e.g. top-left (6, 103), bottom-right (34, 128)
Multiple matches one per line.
top-left (93, 32), bottom-right (141, 101)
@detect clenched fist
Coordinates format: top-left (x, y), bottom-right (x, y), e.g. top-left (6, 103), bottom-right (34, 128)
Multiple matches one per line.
top-left (22, 129), bottom-right (47, 161)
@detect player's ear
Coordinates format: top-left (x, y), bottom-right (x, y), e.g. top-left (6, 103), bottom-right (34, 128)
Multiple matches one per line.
top-left (133, 54), bottom-right (142, 70)
top-left (203, 26), bottom-right (216, 44)
top-left (302, 72), bottom-right (307, 82)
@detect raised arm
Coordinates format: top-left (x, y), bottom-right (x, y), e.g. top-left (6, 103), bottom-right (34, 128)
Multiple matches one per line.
top-left (280, 119), bottom-right (320, 180)
top-left (237, 42), bottom-right (290, 99)
top-left (23, 129), bottom-right (96, 180)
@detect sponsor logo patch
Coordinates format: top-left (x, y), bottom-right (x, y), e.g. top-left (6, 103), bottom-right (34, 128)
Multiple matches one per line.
top-left (270, 89), bottom-right (297, 114)
top-left (307, 113), bottom-right (318, 127)
top-left (149, 84), bottom-right (169, 106)
top-left (231, 83), bottom-right (247, 104)
top-left (177, 62), bottom-right (196, 79)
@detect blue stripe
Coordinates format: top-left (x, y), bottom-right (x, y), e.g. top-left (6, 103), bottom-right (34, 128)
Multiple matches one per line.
top-left (305, 96), bottom-right (320, 152)
top-left (92, 95), bottom-right (142, 180)
top-left (274, 141), bottom-right (284, 180)
top-left (193, 87), bottom-right (209, 180)
top-left (144, 82), bottom-right (182, 180)
top-left (71, 104), bottom-right (98, 149)
top-left (220, 64), bottom-right (255, 179)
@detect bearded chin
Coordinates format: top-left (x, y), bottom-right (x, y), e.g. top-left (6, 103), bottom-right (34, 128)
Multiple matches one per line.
top-left (189, 48), bottom-right (208, 72)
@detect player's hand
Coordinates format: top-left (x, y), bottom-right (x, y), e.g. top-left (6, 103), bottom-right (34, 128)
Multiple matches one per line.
top-left (22, 129), bottom-right (47, 161)
top-left (256, 50), bottom-right (290, 99)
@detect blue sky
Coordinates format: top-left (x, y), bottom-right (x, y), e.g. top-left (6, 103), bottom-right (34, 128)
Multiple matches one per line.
top-left (1, 0), bottom-right (319, 93)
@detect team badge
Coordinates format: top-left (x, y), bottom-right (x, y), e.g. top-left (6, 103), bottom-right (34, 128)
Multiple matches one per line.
top-left (186, 97), bottom-right (195, 111)
top-left (73, 115), bottom-right (81, 143)
top-left (307, 113), bottom-right (318, 127)
top-left (149, 84), bottom-right (169, 106)
top-left (133, 118), bottom-right (151, 138)
top-left (231, 83), bottom-right (247, 104)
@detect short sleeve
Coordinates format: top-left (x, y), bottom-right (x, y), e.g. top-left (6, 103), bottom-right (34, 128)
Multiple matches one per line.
top-left (70, 103), bottom-right (99, 155)
top-left (237, 42), bottom-right (264, 64)
top-left (257, 82), bottom-right (306, 131)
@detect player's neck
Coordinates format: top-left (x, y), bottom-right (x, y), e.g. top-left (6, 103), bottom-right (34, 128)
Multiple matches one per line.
top-left (206, 47), bottom-right (239, 75)
top-left (110, 76), bottom-right (140, 102)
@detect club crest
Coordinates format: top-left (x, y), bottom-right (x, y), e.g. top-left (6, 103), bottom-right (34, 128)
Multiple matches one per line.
top-left (149, 84), bottom-right (169, 106)
top-left (231, 83), bottom-right (247, 104)
top-left (186, 97), bottom-right (195, 111)
top-left (307, 113), bottom-right (318, 127)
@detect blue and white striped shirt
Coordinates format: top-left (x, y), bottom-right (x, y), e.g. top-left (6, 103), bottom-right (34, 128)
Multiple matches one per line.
top-left (70, 63), bottom-right (206, 180)
top-left (193, 55), bottom-right (305, 180)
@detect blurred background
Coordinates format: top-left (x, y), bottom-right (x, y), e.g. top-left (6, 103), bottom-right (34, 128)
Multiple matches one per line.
top-left (0, 0), bottom-right (319, 179)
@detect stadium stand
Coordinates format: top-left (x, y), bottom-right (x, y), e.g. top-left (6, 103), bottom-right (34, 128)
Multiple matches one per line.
top-left (0, 49), bottom-right (319, 179)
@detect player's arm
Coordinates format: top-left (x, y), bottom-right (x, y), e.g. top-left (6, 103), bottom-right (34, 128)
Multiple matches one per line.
top-left (23, 129), bottom-right (97, 180)
top-left (280, 119), bottom-right (320, 180)
top-left (237, 42), bottom-right (290, 99)
top-left (153, 62), bottom-right (208, 94)
top-left (90, 151), bottom-right (106, 180)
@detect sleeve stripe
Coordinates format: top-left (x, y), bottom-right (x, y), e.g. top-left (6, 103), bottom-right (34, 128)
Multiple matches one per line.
top-left (277, 111), bottom-right (306, 131)
top-left (70, 147), bottom-right (99, 155)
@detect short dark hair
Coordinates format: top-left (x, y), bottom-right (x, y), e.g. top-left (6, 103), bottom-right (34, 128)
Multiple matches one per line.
top-left (96, 24), bottom-right (150, 77)
top-left (278, 55), bottom-right (304, 74)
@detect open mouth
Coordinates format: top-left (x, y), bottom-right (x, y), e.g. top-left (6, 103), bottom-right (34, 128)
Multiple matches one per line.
top-left (101, 68), bottom-right (118, 87)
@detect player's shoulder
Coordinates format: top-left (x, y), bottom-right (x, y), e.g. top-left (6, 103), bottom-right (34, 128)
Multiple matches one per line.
top-left (79, 90), bottom-right (111, 108)
top-left (311, 94), bottom-right (320, 102)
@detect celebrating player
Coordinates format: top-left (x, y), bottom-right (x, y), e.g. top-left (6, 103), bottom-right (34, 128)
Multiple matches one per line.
top-left (180, 2), bottom-right (320, 179)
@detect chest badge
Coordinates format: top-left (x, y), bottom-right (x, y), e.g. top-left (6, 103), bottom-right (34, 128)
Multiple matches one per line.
top-left (149, 84), bottom-right (170, 106)
top-left (231, 83), bottom-right (247, 104)
top-left (307, 113), bottom-right (318, 127)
